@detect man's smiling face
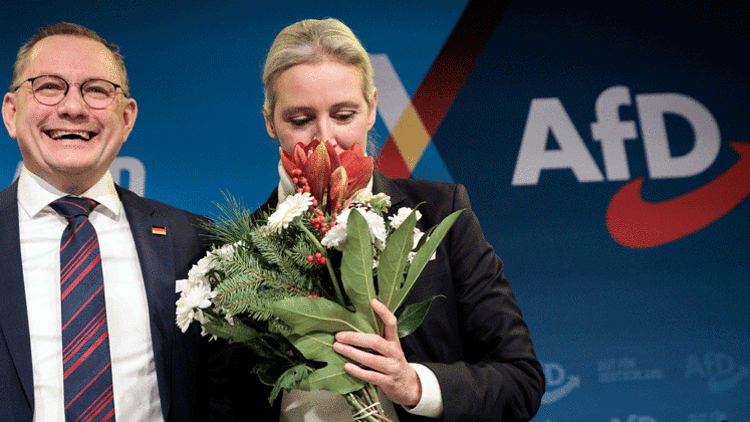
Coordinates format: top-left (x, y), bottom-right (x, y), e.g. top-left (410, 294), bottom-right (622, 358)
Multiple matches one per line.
top-left (2, 34), bottom-right (137, 195)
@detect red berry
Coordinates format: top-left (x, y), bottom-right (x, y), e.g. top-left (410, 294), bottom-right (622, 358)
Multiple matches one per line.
top-left (318, 257), bottom-right (327, 265)
top-left (314, 252), bottom-right (322, 258)
top-left (292, 177), bottom-right (299, 184)
top-left (306, 255), bottom-right (314, 262)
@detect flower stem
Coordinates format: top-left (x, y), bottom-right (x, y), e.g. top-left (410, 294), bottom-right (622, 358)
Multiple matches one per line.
top-left (297, 221), bottom-right (346, 306)
top-left (345, 384), bottom-right (393, 422)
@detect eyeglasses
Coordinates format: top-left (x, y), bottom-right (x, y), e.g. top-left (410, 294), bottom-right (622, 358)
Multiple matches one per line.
top-left (12, 75), bottom-right (125, 109)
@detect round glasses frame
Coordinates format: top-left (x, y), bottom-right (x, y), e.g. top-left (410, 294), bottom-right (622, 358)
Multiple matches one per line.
top-left (12, 75), bottom-right (125, 109)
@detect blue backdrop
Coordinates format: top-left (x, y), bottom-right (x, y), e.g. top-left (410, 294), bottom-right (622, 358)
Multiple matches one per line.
top-left (1, 1), bottom-right (747, 421)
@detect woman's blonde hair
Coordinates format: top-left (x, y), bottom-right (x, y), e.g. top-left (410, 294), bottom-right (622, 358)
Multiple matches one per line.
top-left (262, 18), bottom-right (375, 120)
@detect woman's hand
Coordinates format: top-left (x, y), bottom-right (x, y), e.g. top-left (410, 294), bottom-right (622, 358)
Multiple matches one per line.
top-left (333, 299), bottom-right (422, 407)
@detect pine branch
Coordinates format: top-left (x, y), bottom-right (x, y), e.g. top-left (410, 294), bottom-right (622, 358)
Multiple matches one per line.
top-left (200, 192), bottom-right (256, 244)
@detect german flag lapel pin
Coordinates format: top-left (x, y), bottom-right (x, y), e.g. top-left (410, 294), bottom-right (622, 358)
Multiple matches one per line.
top-left (152, 226), bottom-right (167, 236)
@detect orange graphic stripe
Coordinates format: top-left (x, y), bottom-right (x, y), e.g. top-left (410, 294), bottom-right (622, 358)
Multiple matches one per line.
top-left (375, 0), bottom-right (511, 177)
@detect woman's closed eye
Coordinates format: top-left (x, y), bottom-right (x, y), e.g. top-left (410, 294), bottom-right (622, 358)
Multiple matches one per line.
top-left (289, 116), bottom-right (313, 127)
top-left (333, 111), bottom-right (356, 123)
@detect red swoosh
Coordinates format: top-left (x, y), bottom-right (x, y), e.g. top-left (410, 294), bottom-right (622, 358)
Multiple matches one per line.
top-left (607, 142), bottom-right (750, 248)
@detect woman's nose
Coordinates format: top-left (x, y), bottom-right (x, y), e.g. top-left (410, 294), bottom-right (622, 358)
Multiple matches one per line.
top-left (314, 118), bottom-right (334, 141)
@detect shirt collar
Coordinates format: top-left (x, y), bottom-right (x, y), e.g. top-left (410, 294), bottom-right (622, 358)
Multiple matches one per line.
top-left (17, 166), bottom-right (122, 218)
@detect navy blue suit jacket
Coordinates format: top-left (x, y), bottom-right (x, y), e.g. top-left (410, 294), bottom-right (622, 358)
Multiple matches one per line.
top-left (0, 181), bottom-right (213, 422)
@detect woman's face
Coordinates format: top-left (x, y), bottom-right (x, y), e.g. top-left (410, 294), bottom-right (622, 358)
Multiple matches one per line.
top-left (265, 60), bottom-right (377, 155)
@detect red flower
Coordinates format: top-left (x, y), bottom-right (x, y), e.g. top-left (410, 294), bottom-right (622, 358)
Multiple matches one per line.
top-left (281, 140), bottom-right (373, 213)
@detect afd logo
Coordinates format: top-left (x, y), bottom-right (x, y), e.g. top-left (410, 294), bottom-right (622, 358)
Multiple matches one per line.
top-left (540, 362), bottom-right (580, 405)
top-left (13, 156), bottom-right (146, 196)
top-left (611, 415), bottom-right (657, 422)
top-left (511, 85), bottom-right (750, 248)
top-left (686, 352), bottom-right (749, 394)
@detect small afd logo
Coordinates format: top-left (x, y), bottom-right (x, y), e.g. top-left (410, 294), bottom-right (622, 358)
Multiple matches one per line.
top-left (540, 362), bottom-right (580, 404)
top-left (686, 352), bottom-right (749, 393)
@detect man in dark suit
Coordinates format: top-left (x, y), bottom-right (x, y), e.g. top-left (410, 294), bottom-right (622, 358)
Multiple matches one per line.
top-left (0, 22), bottom-right (212, 421)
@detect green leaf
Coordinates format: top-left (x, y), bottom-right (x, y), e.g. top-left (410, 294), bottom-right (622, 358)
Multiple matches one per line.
top-left (377, 211), bottom-right (418, 311)
top-left (201, 316), bottom-right (260, 344)
top-left (268, 364), bottom-right (313, 404)
top-left (388, 210), bottom-right (463, 311)
top-left (340, 209), bottom-right (379, 333)
top-left (395, 295), bottom-right (444, 338)
top-left (271, 296), bottom-right (376, 335)
top-left (291, 332), bottom-right (364, 394)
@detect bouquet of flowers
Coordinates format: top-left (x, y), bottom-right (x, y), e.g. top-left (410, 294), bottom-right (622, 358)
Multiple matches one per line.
top-left (176, 140), bottom-right (461, 422)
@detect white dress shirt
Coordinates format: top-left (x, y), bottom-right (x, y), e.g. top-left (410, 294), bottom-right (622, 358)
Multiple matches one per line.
top-left (276, 163), bottom-right (444, 420)
top-left (18, 167), bottom-right (164, 422)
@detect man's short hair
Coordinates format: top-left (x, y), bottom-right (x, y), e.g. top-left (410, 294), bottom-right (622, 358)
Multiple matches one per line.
top-left (10, 22), bottom-right (130, 97)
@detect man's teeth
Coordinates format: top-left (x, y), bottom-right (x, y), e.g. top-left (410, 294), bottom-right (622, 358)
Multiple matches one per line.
top-left (47, 130), bottom-right (93, 140)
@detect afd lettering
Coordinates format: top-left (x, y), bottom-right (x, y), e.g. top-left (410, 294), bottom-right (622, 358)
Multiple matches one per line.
top-left (513, 85), bottom-right (750, 248)
top-left (13, 156), bottom-right (146, 196)
top-left (686, 352), bottom-right (749, 393)
top-left (512, 85), bottom-right (719, 185)
top-left (540, 362), bottom-right (580, 405)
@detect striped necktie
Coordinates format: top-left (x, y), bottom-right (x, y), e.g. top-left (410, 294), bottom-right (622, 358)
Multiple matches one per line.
top-left (50, 196), bottom-right (115, 422)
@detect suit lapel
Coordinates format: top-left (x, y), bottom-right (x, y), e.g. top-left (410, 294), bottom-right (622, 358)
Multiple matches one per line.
top-left (116, 186), bottom-right (175, 418)
top-left (372, 170), bottom-right (406, 214)
top-left (0, 182), bottom-right (34, 410)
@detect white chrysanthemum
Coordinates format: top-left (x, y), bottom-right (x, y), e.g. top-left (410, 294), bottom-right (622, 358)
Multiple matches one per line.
top-left (211, 240), bottom-right (244, 262)
top-left (321, 208), bottom-right (386, 251)
top-left (388, 207), bottom-right (422, 230)
top-left (268, 192), bottom-right (313, 233)
top-left (321, 208), bottom-right (351, 250)
top-left (352, 192), bottom-right (391, 210)
top-left (175, 302), bottom-right (194, 333)
top-left (408, 229), bottom-right (435, 263)
top-left (352, 191), bottom-right (371, 204)
top-left (366, 210), bottom-right (387, 249)
top-left (187, 254), bottom-right (214, 284)
top-left (175, 279), bottom-right (215, 333)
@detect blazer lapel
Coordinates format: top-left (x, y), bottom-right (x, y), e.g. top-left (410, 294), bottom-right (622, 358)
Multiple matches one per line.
top-left (116, 186), bottom-right (175, 418)
top-left (0, 182), bottom-right (34, 410)
top-left (372, 170), bottom-right (407, 213)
